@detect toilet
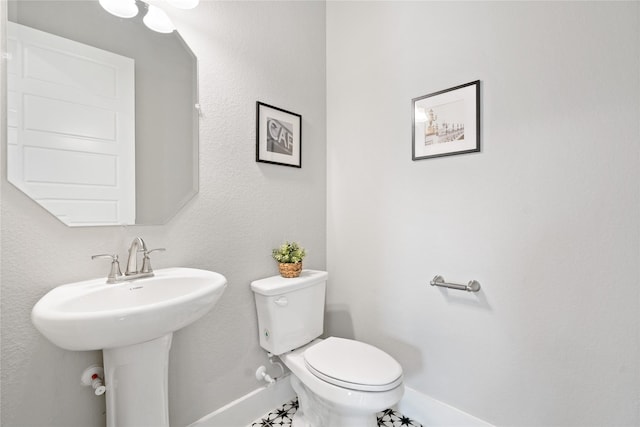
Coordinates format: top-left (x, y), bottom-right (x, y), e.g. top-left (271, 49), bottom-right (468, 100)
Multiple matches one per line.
top-left (251, 270), bottom-right (404, 427)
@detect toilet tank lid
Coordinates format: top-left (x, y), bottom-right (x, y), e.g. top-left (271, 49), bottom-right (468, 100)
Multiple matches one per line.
top-left (251, 270), bottom-right (328, 296)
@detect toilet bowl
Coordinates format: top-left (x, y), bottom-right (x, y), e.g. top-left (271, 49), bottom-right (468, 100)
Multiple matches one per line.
top-left (281, 338), bottom-right (404, 427)
top-left (251, 270), bottom-right (404, 427)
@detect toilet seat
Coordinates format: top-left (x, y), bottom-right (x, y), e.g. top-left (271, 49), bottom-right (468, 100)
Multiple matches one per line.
top-left (303, 337), bottom-right (403, 392)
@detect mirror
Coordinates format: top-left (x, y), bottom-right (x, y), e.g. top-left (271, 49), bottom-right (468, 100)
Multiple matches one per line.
top-left (6, 0), bottom-right (198, 226)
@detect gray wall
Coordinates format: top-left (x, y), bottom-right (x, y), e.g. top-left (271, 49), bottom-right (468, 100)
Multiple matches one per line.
top-left (326, 1), bottom-right (639, 426)
top-left (0, 1), bottom-right (326, 426)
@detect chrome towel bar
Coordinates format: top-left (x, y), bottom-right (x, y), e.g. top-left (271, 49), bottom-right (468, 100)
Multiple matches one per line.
top-left (430, 275), bottom-right (481, 293)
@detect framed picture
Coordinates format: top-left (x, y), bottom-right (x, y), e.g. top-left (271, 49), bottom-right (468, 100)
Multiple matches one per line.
top-left (412, 80), bottom-right (480, 161)
top-left (256, 102), bottom-right (302, 168)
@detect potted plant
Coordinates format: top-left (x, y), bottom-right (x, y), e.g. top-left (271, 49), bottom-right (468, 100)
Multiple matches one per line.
top-left (272, 241), bottom-right (306, 278)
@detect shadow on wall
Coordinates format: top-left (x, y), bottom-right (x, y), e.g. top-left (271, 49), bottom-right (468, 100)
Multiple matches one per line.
top-left (371, 334), bottom-right (425, 380)
top-left (432, 286), bottom-right (493, 311)
top-left (324, 304), bottom-right (356, 340)
top-left (324, 304), bottom-right (425, 379)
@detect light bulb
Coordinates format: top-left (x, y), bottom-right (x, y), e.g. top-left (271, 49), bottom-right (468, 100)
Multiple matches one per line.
top-left (99, 0), bottom-right (139, 18)
top-left (143, 5), bottom-right (176, 33)
top-left (164, 0), bottom-right (199, 10)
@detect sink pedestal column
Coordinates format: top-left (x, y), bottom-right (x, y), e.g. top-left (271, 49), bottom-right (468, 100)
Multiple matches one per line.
top-left (103, 333), bottom-right (173, 427)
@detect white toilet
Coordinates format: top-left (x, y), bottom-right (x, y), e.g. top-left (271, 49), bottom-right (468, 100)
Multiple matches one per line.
top-left (251, 270), bottom-right (404, 427)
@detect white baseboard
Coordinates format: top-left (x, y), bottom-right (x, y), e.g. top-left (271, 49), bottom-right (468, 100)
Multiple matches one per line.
top-left (188, 375), bottom-right (493, 427)
top-left (397, 386), bottom-right (494, 427)
top-left (187, 374), bottom-right (296, 427)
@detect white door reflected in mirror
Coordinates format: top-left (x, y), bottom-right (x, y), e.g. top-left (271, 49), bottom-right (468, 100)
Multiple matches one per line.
top-left (8, 22), bottom-right (136, 226)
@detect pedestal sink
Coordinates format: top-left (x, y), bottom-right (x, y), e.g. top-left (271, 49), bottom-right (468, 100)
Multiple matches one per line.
top-left (31, 267), bottom-right (227, 427)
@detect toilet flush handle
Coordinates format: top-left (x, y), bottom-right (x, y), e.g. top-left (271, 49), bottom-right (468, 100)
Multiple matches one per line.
top-left (274, 296), bottom-right (288, 307)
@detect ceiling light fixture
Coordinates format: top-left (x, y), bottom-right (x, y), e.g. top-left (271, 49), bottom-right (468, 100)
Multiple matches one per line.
top-left (99, 0), bottom-right (195, 34)
top-left (143, 4), bottom-right (176, 34)
top-left (99, 0), bottom-right (139, 19)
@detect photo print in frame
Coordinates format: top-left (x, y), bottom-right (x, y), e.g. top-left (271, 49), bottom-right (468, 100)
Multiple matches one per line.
top-left (256, 102), bottom-right (302, 168)
top-left (412, 80), bottom-right (480, 161)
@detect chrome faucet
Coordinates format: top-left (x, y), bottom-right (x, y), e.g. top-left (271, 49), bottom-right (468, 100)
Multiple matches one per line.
top-left (125, 237), bottom-right (147, 276)
top-left (92, 237), bottom-right (165, 284)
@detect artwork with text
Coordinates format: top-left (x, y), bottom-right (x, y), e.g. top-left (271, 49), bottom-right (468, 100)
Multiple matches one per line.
top-left (266, 118), bottom-right (294, 156)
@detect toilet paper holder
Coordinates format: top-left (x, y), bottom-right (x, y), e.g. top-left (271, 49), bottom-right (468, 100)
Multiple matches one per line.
top-left (430, 275), bottom-right (481, 293)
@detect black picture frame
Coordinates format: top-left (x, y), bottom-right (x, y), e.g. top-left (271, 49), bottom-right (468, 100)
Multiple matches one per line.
top-left (412, 80), bottom-right (480, 161)
top-left (256, 102), bottom-right (302, 168)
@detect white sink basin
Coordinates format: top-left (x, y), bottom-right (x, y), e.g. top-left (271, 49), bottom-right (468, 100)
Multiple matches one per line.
top-left (32, 267), bottom-right (227, 351)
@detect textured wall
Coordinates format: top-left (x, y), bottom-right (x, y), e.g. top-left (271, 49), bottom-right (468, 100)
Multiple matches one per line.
top-left (326, 2), bottom-right (639, 426)
top-left (0, 2), bottom-right (326, 426)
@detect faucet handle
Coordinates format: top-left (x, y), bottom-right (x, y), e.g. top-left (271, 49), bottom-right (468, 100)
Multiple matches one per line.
top-left (141, 248), bottom-right (166, 274)
top-left (91, 254), bottom-right (123, 283)
top-left (145, 248), bottom-right (166, 255)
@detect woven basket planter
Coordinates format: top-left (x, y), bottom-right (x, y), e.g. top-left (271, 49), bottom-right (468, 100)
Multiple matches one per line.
top-left (278, 262), bottom-right (302, 278)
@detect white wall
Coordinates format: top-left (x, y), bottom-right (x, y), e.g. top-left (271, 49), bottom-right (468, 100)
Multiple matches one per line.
top-left (326, 2), bottom-right (639, 426)
top-left (0, 2), bottom-right (326, 426)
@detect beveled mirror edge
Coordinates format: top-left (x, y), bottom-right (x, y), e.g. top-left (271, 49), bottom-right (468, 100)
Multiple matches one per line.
top-left (2, 0), bottom-right (8, 195)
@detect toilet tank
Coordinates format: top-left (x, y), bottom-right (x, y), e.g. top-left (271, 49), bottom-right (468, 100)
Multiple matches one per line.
top-left (251, 270), bottom-right (327, 356)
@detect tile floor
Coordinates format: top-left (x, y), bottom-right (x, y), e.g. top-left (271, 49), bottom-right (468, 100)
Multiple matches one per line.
top-left (249, 398), bottom-right (423, 427)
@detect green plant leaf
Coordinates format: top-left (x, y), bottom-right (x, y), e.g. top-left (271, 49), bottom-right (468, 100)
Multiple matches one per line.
top-left (272, 241), bottom-right (306, 263)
